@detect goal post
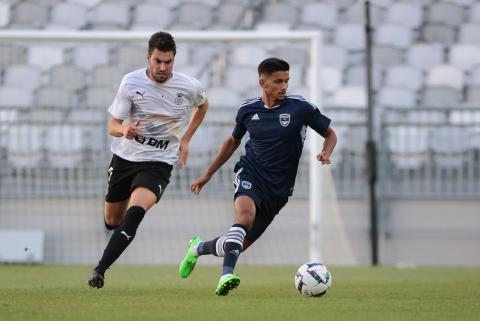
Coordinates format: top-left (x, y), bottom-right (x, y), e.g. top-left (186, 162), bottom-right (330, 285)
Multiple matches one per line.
top-left (0, 30), bottom-right (331, 264)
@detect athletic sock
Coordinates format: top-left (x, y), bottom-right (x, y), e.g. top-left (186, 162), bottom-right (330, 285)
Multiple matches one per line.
top-left (95, 206), bottom-right (146, 273)
top-left (197, 236), bottom-right (226, 256)
top-left (221, 224), bottom-right (247, 276)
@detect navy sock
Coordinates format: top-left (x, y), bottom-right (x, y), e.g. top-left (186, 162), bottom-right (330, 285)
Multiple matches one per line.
top-left (197, 237), bottom-right (220, 256)
top-left (96, 206), bottom-right (146, 273)
top-left (221, 224), bottom-right (247, 276)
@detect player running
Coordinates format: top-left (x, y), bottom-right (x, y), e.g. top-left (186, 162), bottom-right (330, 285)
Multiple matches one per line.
top-left (87, 31), bottom-right (208, 289)
top-left (179, 57), bottom-right (336, 295)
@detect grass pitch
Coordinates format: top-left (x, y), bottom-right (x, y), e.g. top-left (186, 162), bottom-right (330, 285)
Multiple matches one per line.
top-left (0, 265), bottom-right (479, 321)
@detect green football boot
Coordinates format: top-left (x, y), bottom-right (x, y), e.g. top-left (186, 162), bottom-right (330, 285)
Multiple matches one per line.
top-left (179, 236), bottom-right (203, 278)
top-left (215, 274), bottom-right (240, 296)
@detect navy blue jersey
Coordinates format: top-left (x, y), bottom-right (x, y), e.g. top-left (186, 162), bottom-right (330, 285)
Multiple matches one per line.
top-left (232, 95), bottom-right (331, 198)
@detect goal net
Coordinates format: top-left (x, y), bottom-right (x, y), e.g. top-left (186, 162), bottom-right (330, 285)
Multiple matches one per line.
top-left (0, 30), bottom-right (356, 265)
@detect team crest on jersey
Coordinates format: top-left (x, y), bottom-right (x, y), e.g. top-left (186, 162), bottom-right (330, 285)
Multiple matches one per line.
top-left (175, 93), bottom-right (184, 105)
top-left (241, 181), bottom-right (252, 189)
top-left (279, 113), bottom-right (290, 127)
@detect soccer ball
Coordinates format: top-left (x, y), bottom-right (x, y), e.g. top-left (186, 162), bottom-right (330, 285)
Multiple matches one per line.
top-left (294, 262), bottom-right (332, 297)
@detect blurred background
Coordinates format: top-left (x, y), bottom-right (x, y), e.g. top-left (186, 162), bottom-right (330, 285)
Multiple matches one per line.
top-left (0, 0), bottom-right (479, 267)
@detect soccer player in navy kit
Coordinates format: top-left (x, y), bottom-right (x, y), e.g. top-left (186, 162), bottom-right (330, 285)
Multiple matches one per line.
top-left (179, 58), bottom-right (337, 295)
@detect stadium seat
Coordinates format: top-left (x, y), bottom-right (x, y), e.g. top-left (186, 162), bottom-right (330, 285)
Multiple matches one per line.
top-left (4, 64), bottom-right (42, 91)
top-left (72, 45), bottom-right (110, 70)
top-left (449, 110), bottom-right (480, 125)
top-left (261, 3), bottom-right (298, 28)
top-left (273, 45), bottom-right (309, 65)
top-left (0, 87), bottom-right (33, 108)
top-left (379, 87), bottom-right (417, 108)
top-left (68, 109), bottom-right (106, 123)
top-left (299, 2), bottom-right (337, 29)
top-left (170, 3), bottom-right (213, 29)
top-left (206, 86), bottom-right (241, 109)
top-left (406, 42), bottom-right (445, 70)
top-left (90, 1), bottom-right (130, 30)
top-left (386, 65), bottom-right (423, 91)
top-left (449, 44), bottom-right (480, 71)
top-left (323, 45), bottom-right (348, 68)
top-left (130, 2), bottom-right (176, 30)
top-left (345, 65), bottom-right (382, 90)
top-left (335, 24), bottom-right (365, 51)
top-left (430, 127), bottom-right (470, 169)
top-left (92, 65), bottom-right (127, 89)
top-left (46, 2), bottom-right (88, 29)
top-left (7, 124), bottom-right (43, 168)
top-left (470, 66), bottom-right (480, 86)
top-left (422, 23), bottom-right (456, 45)
top-left (225, 65), bottom-right (261, 94)
top-left (9, 2), bottom-right (48, 29)
top-left (339, 0), bottom-right (383, 26)
top-left (69, 0), bottom-right (103, 8)
top-left (0, 44), bottom-right (27, 67)
top-left (422, 87), bottom-right (462, 107)
top-left (426, 65), bottom-right (464, 90)
top-left (333, 86), bottom-right (367, 108)
top-left (376, 24), bottom-right (413, 49)
top-left (84, 86), bottom-right (117, 108)
top-left (50, 65), bottom-right (86, 91)
top-left (385, 2), bottom-right (423, 29)
top-left (427, 1), bottom-right (464, 27)
top-left (372, 45), bottom-right (404, 68)
top-left (471, 2), bottom-right (480, 22)
top-left (387, 126), bottom-right (429, 170)
top-left (114, 44), bottom-right (148, 69)
top-left (230, 45), bottom-right (269, 67)
top-left (36, 86), bottom-right (78, 108)
top-left (466, 86), bottom-right (480, 103)
top-left (27, 45), bottom-right (65, 71)
top-left (0, 2), bottom-right (10, 28)
top-left (321, 66), bottom-right (343, 94)
top-left (369, 0), bottom-right (393, 9)
top-left (458, 23), bottom-right (480, 45)
top-left (45, 125), bottom-right (84, 168)
top-left (210, 2), bottom-right (246, 29)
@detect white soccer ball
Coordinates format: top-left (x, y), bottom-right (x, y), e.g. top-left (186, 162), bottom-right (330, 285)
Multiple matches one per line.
top-left (294, 262), bottom-right (332, 297)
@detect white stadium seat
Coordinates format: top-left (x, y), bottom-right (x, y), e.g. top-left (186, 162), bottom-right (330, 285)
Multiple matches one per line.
top-left (388, 126), bottom-right (429, 170)
top-left (300, 2), bottom-right (338, 29)
top-left (430, 127), bottom-right (470, 169)
top-left (426, 65), bottom-right (464, 90)
top-left (458, 23), bottom-right (480, 45)
top-left (471, 2), bottom-right (480, 22)
top-left (27, 45), bottom-right (65, 71)
top-left (335, 24), bottom-right (365, 51)
top-left (386, 65), bottom-right (423, 91)
top-left (0, 87), bottom-right (33, 108)
top-left (90, 1), bottom-right (130, 30)
top-left (449, 44), bottom-right (480, 71)
top-left (422, 87), bottom-right (462, 107)
top-left (7, 125), bottom-right (43, 168)
top-left (333, 86), bottom-right (366, 108)
top-left (321, 66), bottom-right (343, 94)
top-left (406, 42), bottom-right (444, 70)
top-left (46, 2), bottom-right (87, 29)
top-left (423, 23), bottom-right (456, 45)
top-left (4, 64), bottom-right (42, 91)
top-left (379, 87), bottom-right (417, 108)
top-left (131, 2), bottom-right (176, 30)
top-left (376, 24), bottom-right (413, 49)
top-left (323, 45), bottom-right (348, 68)
top-left (50, 65), bottom-right (86, 91)
top-left (427, 1), bottom-right (464, 27)
top-left (36, 86), bottom-right (77, 108)
top-left (0, 2), bottom-right (10, 28)
top-left (73, 45), bottom-right (110, 70)
top-left (207, 86), bottom-right (242, 109)
top-left (45, 125), bottom-right (83, 168)
top-left (385, 2), bottom-right (423, 28)
top-left (230, 45), bottom-right (269, 67)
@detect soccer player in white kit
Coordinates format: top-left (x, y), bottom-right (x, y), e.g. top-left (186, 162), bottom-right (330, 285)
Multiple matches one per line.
top-left (88, 31), bottom-right (209, 289)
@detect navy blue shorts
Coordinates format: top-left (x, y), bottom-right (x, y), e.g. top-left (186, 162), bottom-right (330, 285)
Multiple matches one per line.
top-left (233, 167), bottom-right (288, 243)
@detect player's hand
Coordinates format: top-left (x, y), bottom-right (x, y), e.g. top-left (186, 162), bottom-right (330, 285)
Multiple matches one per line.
top-left (123, 119), bottom-right (142, 140)
top-left (190, 174), bottom-right (211, 195)
top-left (178, 139), bottom-right (189, 168)
top-left (317, 151), bottom-right (331, 164)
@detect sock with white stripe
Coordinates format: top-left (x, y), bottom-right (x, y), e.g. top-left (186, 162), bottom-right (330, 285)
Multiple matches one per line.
top-left (221, 224), bottom-right (247, 276)
top-left (197, 236), bottom-right (226, 257)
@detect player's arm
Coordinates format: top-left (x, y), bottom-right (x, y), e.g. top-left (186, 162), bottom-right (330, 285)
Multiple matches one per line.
top-left (317, 126), bottom-right (337, 164)
top-left (190, 135), bottom-right (241, 195)
top-left (178, 99), bottom-right (209, 168)
top-left (107, 116), bottom-right (142, 140)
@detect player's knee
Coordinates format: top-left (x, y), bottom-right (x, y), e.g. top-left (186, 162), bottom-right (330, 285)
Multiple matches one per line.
top-left (237, 210), bottom-right (255, 229)
top-left (104, 215), bottom-right (123, 228)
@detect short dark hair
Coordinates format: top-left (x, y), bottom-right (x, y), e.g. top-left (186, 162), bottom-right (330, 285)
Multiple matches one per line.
top-left (258, 58), bottom-right (289, 76)
top-left (148, 31), bottom-right (176, 55)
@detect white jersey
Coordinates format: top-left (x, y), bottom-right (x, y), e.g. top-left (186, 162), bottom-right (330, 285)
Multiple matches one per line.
top-left (108, 68), bottom-right (206, 164)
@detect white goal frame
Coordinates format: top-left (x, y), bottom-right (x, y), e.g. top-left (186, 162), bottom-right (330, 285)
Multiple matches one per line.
top-left (0, 30), bottom-right (325, 262)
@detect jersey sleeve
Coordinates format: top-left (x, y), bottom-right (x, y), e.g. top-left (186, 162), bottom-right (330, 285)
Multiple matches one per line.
top-left (232, 107), bottom-right (247, 140)
top-left (191, 77), bottom-right (207, 107)
top-left (108, 77), bottom-right (132, 120)
top-left (304, 101), bottom-right (331, 136)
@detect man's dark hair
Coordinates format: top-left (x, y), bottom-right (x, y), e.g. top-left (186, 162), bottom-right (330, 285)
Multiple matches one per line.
top-left (148, 31), bottom-right (176, 55)
top-left (258, 58), bottom-right (289, 76)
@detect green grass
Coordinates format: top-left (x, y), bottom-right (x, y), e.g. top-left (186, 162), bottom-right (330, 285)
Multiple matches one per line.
top-left (0, 265), bottom-right (479, 321)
